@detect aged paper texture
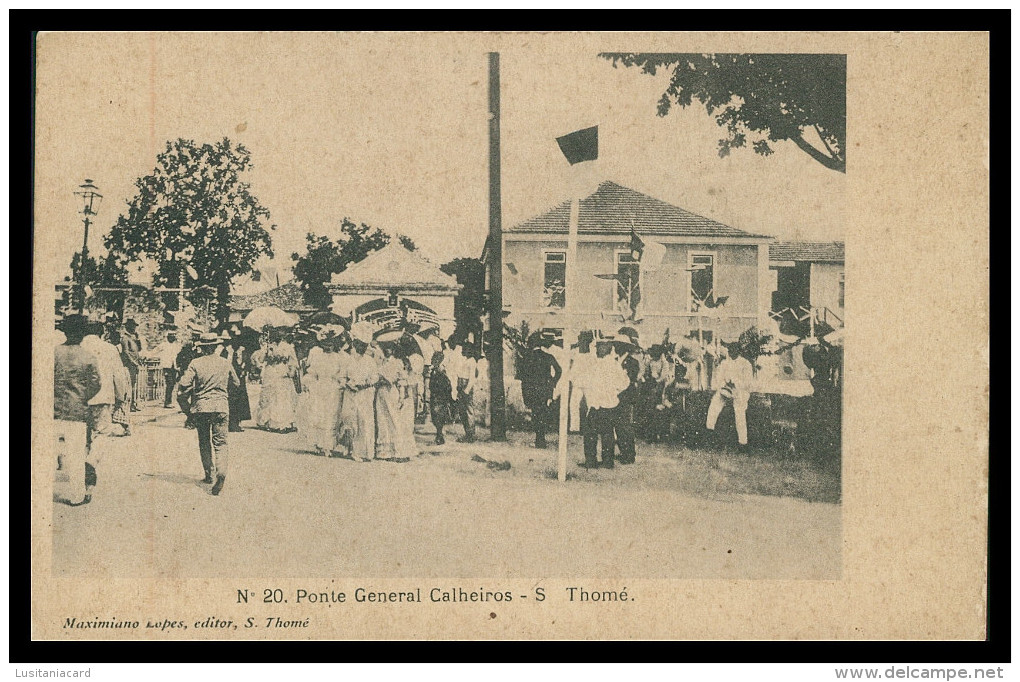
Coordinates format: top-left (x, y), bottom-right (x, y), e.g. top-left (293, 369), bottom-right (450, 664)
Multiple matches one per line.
top-left (32, 31), bottom-right (988, 640)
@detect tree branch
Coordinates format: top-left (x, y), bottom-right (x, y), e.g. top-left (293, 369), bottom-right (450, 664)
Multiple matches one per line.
top-left (789, 133), bottom-right (846, 173)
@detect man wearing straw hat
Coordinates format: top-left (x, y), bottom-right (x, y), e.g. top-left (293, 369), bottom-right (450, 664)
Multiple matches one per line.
top-left (176, 332), bottom-right (239, 495)
top-left (706, 338), bottom-right (754, 448)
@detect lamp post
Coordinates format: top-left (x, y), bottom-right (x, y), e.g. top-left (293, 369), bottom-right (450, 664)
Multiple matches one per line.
top-left (73, 179), bottom-right (103, 313)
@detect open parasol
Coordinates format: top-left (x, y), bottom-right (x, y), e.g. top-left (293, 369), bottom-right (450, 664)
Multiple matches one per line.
top-left (373, 328), bottom-right (405, 344)
top-left (306, 310), bottom-right (348, 327)
top-left (243, 306), bottom-right (299, 331)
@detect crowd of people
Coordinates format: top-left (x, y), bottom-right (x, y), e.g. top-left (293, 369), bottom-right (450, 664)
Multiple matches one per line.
top-left (55, 308), bottom-right (841, 505)
top-left (519, 327), bottom-right (766, 469)
top-left (164, 321), bottom-right (490, 471)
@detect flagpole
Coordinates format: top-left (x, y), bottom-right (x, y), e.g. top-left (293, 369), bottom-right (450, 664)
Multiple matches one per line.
top-left (553, 124), bottom-right (598, 483)
top-left (557, 191), bottom-right (580, 483)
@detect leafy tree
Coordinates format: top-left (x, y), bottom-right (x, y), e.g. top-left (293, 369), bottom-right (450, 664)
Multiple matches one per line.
top-left (290, 219), bottom-right (417, 309)
top-left (439, 257), bottom-right (485, 347)
top-left (66, 250), bottom-right (129, 287)
top-left (600, 53), bottom-right (846, 173)
top-left (104, 138), bottom-right (276, 313)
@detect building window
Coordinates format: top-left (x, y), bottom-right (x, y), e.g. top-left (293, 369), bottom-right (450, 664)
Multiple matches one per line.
top-left (689, 253), bottom-right (715, 311)
top-left (615, 250), bottom-right (641, 314)
top-left (838, 271), bottom-right (845, 308)
top-left (542, 251), bottom-right (566, 309)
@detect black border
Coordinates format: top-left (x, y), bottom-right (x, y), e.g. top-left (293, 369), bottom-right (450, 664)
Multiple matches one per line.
top-left (12, 11), bottom-right (1007, 664)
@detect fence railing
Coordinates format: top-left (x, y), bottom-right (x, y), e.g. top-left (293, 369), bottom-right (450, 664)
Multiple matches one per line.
top-left (135, 359), bottom-right (166, 404)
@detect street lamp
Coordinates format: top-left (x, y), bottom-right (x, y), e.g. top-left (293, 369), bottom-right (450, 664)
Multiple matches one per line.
top-left (73, 179), bottom-right (103, 312)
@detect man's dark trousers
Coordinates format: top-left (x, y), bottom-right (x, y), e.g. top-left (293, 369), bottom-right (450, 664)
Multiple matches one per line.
top-left (615, 401), bottom-right (637, 464)
top-left (193, 412), bottom-right (229, 480)
top-left (532, 398), bottom-right (558, 447)
top-left (582, 406), bottom-right (617, 468)
top-left (162, 368), bottom-right (178, 407)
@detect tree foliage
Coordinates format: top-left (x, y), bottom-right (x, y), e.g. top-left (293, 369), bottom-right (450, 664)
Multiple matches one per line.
top-left (440, 257), bottom-right (485, 346)
top-left (104, 138), bottom-right (276, 307)
top-left (66, 250), bottom-right (129, 286)
top-left (290, 219), bottom-right (418, 309)
top-left (600, 53), bottom-right (846, 173)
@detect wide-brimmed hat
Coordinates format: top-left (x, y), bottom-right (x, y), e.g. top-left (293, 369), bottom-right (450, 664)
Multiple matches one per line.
top-left (195, 332), bottom-right (223, 347)
top-left (617, 326), bottom-right (640, 345)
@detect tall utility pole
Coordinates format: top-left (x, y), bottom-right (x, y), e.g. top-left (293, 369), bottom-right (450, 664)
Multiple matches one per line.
top-left (487, 52), bottom-right (508, 441)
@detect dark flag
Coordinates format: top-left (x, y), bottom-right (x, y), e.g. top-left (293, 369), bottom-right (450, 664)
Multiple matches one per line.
top-left (556, 125), bottom-right (598, 165)
top-left (629, 225), bottom-right (644, 259)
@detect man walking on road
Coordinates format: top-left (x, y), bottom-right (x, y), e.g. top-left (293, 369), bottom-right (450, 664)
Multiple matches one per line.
top-left (177, 332), bottom-right (239, 495)
top-left (54, 314), bottom-right (102, 505)
top-left (153, 330), bottom-right (182, 408)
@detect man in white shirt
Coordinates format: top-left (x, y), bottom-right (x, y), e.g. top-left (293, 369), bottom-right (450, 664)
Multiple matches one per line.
top-left (80, 323), bottom-right (125, 436)
top-left (706, 341), bottom-right (755, 447)
top-left (152, 330), bottom-right (182, 408)
top-left (579, 338), bottom-right (631, 469)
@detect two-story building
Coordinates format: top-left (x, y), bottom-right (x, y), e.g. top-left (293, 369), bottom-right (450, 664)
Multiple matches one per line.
top-left (484, 181), bottom-right (774, 350)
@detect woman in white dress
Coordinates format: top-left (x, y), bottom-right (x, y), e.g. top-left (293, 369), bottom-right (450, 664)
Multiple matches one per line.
top-left (373, 344), bottom-right (405, 460)
top-left (340, 329), bottom-right (379, 462)
top-left (302, 333), bottom-right (343, 455)
top-left (254, 328), bottom-right (300, 433)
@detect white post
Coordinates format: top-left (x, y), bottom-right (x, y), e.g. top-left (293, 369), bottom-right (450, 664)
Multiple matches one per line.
top-left (557, 194), bottom-right (581, 483)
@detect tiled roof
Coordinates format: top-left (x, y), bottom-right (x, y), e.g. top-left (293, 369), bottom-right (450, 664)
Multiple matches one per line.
top-left (507, 180), bottom-right (770, 239)
top-left (229, 282), bottom-right (319, 312)
top-left (329, 243), bottom-right (460, 291)
top-left (770, 241), bottom-right (845, 263)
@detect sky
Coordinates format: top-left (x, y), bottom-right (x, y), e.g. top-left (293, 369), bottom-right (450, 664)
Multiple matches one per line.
top-left (35, 32), bottom-right (845, 291)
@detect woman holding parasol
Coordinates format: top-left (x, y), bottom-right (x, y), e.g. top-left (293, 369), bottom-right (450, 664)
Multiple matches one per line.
top-left (251, 326), bottom-right (300, 433)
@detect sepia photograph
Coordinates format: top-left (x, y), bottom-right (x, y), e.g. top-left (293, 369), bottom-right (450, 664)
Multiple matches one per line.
top-left (31, 30), bottom-right (988, 642)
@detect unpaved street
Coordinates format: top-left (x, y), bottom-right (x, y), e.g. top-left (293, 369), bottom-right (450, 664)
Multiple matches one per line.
top-left (53, 409), bottom-right (841, 579)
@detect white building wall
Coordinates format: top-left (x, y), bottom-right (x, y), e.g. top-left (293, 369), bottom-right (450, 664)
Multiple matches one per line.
top-left (809, 262), bottom-right (845, 321)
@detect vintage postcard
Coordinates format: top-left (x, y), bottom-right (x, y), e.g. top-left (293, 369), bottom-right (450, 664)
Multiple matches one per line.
top-left (31, 31), bottom-right (988, 640)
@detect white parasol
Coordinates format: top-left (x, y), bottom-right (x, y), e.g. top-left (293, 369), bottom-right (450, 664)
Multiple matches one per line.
top-left (243, 306), bottom-right (299, 331)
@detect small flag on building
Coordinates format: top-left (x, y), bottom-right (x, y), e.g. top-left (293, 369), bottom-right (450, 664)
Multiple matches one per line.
top-left (556, 125), bottom-right (598, 165)
top-left (629, 224), bottom-right (667, 272)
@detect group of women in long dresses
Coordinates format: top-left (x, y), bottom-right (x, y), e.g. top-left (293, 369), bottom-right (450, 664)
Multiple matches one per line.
top-left (249, 326), bottom-right (423, 462)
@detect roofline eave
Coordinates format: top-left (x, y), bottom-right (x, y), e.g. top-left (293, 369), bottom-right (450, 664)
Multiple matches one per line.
top-left (325, 283), bottom-right (463, 294)
top-left (503, 232), bottom-right (774, 244)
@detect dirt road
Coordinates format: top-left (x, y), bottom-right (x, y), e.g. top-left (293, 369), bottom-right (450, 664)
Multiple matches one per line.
top-left (52, 411), bottom-right (841, 579)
